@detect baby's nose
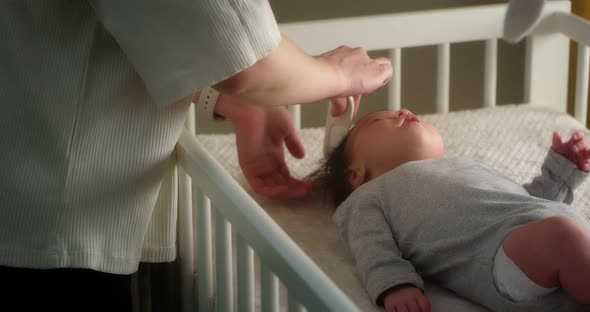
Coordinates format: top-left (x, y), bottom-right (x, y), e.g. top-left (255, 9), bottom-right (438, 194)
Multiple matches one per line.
top-left (395, 109), bottom-right (411, 118)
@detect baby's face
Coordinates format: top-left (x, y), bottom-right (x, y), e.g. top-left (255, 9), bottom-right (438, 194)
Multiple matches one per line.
top-left (346, 109), bottom-right (444, 187)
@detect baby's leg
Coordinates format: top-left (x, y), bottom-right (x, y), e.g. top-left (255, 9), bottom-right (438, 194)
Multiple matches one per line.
top-left (502, 216), bottom-right (590, 304)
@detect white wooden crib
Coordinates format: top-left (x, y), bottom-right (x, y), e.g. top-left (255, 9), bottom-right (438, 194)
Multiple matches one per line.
top-left (175, 2), bottom-right (590, 311)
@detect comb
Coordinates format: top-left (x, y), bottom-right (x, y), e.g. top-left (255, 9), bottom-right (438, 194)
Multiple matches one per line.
top-left (323, 96), bottom-right (356, 157)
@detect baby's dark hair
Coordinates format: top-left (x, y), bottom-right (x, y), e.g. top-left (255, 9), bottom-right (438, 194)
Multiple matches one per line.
top-left (307, 130), bottom-right (355, 207)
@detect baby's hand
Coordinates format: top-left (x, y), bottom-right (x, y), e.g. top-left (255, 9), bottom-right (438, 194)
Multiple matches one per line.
top-left (383, 285), bottom-right (431, 312)
top-left (552, 131), bottom-right (590, 172)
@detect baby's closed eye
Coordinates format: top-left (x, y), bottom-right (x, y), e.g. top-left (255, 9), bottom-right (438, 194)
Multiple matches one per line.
top-left (369, 118), bottom-right (386, 125)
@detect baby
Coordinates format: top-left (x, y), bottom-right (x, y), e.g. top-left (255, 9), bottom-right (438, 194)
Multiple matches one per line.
top-left (313, 109), bottom-right (590, 312)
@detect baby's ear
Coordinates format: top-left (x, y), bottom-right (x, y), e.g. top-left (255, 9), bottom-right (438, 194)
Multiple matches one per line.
top-left (347, 164), bottom-right (367, 190)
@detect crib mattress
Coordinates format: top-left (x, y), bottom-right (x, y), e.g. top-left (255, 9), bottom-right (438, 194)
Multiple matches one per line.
top-left (197, 104), bottom-right (590, 311)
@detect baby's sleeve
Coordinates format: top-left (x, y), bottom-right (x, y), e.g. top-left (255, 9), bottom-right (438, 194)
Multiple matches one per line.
top-left (89, 0), bottom-right (281, 108)
top-left (333, 194), bottom-right (424, 306)
top-left (523, 149), bottom-right (588, 204)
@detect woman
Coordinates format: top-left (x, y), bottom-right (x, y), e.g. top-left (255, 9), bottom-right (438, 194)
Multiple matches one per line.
top-left (0, 1), bottom-right (392, 310)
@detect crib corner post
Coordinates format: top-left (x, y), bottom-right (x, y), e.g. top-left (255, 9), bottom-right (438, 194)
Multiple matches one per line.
top-left (524, 33), bottom-right (570, 112)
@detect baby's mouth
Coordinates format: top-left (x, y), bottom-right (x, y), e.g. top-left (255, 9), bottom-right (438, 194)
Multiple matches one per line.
top-left (400, 114), bottom-right (420, 126)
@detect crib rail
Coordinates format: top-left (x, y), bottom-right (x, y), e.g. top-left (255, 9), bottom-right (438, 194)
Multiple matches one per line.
top-left (176, 129), bottom-right (359, 312)
top-left (281, 1), bottom-right (590, 127)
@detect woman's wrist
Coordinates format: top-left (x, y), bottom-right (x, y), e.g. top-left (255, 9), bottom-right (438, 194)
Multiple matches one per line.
top-left (193, 86), bottom-right (258, 123)
top-left (210, 34), bottom-right (391, 109)
top-left (212, 93), bottom-right (258, 123)
top-left (213, 35), bottom-right (344, 107)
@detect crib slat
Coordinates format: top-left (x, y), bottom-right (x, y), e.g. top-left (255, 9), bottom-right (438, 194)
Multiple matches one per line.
top-left (436, 43), bottom-right (451, 113)
top-left (194, 188), bottom-right (213, 312)
top-left (178, 168), bottom-right (195, 312)
top-left (261, 265), bottom-right (280, 312)
top-left (187, 103), bottom-right (196, 134)
top-left (179, 106), bottom-right (197, 312)
top-left (387, 48), bottom-right (402, 111)
top-left (288, 104), bottom-right (301, 130)
top-left (483, 39), bottom-right (498, 108)
top-left (237, 234), bottom-right (255, 312)
top-left (288, 293), bottom-right (307, 312)
top-left (575, 44), bottom-right (590, 125)
top-left (215, 210), bottom-right (234, 312)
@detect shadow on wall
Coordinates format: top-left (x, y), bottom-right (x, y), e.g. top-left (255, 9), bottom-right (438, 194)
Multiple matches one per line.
top-left (197, 0), bottom-right (525, 133)
top-left (269, 0), bottom-right (505, 23)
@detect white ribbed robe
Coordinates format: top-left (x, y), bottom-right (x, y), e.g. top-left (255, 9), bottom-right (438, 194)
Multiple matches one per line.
top-left (0, 0), bottom-right (281, 274)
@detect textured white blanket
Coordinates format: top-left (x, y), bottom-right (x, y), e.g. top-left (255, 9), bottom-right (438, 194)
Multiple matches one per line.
top-left (197, 105), bottom-right (590, 311)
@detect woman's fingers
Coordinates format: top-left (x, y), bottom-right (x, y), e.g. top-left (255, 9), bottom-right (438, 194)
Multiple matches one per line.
top-left (330, 97), bottom-right (347, 117)
top-left (360, 57), bottom-right (392, 93)
top-left (252, 179), bottom-right (310, 200)
top-left (320, 45), bottom-right (392, 96)
top-left (285, 133), bottom-right (305, 159)
top-left (330, 95), bottom-right (362, 118)
top-left (371, 57), bottom-right (394, 87)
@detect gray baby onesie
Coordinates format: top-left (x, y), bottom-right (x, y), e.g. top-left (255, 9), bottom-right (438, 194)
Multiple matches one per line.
top-left (333, 150), bottom-right (589, 312)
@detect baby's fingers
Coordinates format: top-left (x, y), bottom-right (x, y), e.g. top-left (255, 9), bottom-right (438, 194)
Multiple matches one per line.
top-left (569, 131), bottom-right (585, 147)
top-left (571, 131), bottom-right (585, 143)
top-left (581, 149), bottom-right (590, 171)
top-left (417, 296), bottom-right (432, 312)
top-left (572, 139), bottom-right (586, 153)
top-left (396, 304), bottom-right (410, 312)
top-left (552, 132), bottom-right (567, 154)
top-left (406, 300), bottom-right (423, 312)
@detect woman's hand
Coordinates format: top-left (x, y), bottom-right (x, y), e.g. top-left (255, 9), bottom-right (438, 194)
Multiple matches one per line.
top-left (212, 92), bottom-right (313, 200)
top-left (382, 286), bottom-right (431, 312)
top-left (214, 36), bottom-right (391, 114)
top-left (318, 45), bottom-right (391, 97)
top-left (234, 104), bottom-right (313, 199)
top-left (317, 45), bottom-right (390, 117)
top-left (552, 131), bottom-right (590, 172)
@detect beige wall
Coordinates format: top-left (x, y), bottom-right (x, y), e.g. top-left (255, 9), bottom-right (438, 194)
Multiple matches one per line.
top-left (198, 0), bottom-right (526, 133)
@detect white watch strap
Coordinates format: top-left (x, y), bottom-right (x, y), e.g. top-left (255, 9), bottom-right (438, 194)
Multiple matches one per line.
top-left (196, 86), bottom-right (221, 121)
